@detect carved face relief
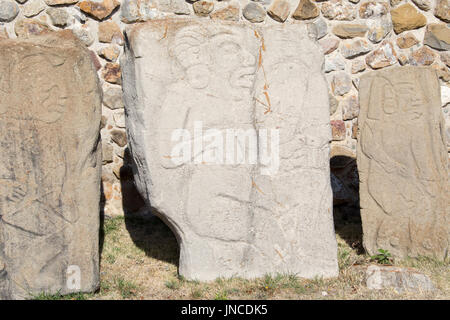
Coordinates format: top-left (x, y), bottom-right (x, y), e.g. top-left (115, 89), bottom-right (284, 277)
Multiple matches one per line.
top-left (209, 32), bottom-right (257, 91)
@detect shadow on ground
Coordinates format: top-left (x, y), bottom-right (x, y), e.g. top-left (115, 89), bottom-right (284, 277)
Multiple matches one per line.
top-left (120, 148), bottom-right (179, 266)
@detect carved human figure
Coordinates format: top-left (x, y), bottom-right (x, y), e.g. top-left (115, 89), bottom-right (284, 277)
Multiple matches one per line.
top-left (0, 54), bottom-right (72, 295)
top-left (156, 25), bottom-right (260, 277)
top-left (358, 67), bottom-right (448, 259)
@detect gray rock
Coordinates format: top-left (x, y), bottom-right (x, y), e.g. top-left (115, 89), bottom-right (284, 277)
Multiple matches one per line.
top-left (172, 0), bottom-right (190, 15)
top-left (331, 72), bottom-right (352, 95)
top-left (324, 55), bottom-right (346, 73)
top-left (122, 19), bottom-right (338, 281)
top-left (121, 0), bottom-right (161, 23)
top-left (358, 67), bottom-right (449, 260)
top-left (103, 86), bottom-right (124, 110)
top-left (366, 265), bottom-right (436, 292)
top-left (243, 2), bottom-right (266, 23)
top-left (0, 31), bottom-right (102, 299)
top-left (367, 17), bottom-right (392, 43)
top-left (46, 7), bottom-right (70, 28)
top-left (424, 24), bottom-right (450, 51)
top-left (312, 17), bottom-right (327, 40)
top-left (412, 0), bottom-right (431, 11)
top-left (23, 0), bottom-right (45, 18)
top-left (71, 25), bottom-right (95, 47)
top-left (0, 0), bottom-right (19, 22)
top-left (329, 92), bottom-right (338, 115)
top-left (341, 39), bottom-right (372, 59)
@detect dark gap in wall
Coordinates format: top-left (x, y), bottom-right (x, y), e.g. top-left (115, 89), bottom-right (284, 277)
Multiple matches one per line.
top-left (331, 155), bottom-right (364, 255)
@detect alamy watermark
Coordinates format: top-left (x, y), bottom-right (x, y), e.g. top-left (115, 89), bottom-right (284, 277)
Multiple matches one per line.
top-left (169, 121), bottom-right (280, 175)
top-left (66, 265), bottom-right (81, 290)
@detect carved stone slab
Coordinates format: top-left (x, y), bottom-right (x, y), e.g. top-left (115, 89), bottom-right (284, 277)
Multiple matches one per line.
top-left (0, 31), bottom-right (102, 299)
top-left (122, 19), bottom-right (338, 280)
top-left (358, 67), bottom-right (449, 260)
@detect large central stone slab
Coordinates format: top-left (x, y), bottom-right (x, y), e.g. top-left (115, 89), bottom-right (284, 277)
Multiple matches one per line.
top-left (0, 31), bottom-right (102, 299)
top-left (122, 19), bottom-right (338, 280)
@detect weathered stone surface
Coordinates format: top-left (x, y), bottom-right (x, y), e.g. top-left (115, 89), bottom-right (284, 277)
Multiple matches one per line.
top-left (351, 59), bottom-right (366, 73)
top-left (46, 7), bottom-right (70, 28)
top-left (110, 129), bottom-right (127, 147)
top-left (332, 23), bottom-right (367, 39)
top-left (357, 67), bottom-right (449, 260)
top-left (396, 33), bottom-right (419, 49)
top-left (171, 0), bottom-right (190, 15)
top-left (312, 17), bottom-right (327, 39)
top-left (103, 143), bottom-right (114, 164)
top-left (412, 0), bottom-right (431, 11)
top-left (319, 37), bottom-right (340, 55)
top-left (441, 85), bottom-right (450, 107)
top-left (267, 0), bottom-right (290, 22)
top-left (193, 1), bottom-right (214, 17)
top-left (0, 31), bottom-right (102, 300)
top-left (292, 0), bottom-right (319, 20)
top-left (331, 72), bottom-right (352, 95)
top-left (0, 0), bottom-right (19, 22)
top-left (23, 0), bottom-right (46, 18)
top-left (391, 3), bottom-right (427, 34)
top-left (331, 120), bottom-right (345, 140)
top-left (424, 24), bottom-right (450, 51)
top-left (441, 52), bottom-right (450, 68)
top-left (366, 265), bottom-right (436, 292)
top-left (321, 0), bottom-right (355, 21)
top-left (121, 0), bottom-right (159, 23)
top-left (77, 0), bottom-right (119, 20)
top-left (103, 86), bottom-right (123, 109)
top-left (45, 0), bottom-right (78, 5)
top-left (324, 55), bottom-right (345, 73)
top-left (14, 18), bottom-right (51, 38)
top-left (366, 17), bottom-right (392, 43)
top-left (122, 19), bottom-right (338, 280)
top-left (341, 94), bottom-right (359, 120)
top-left (341, 39), bottom-right (371, 59)
top-left (102, 62), bottom-right (121, 84)
top-left (72, 24), bottom-right (95, 47)
top-left (329, 92), bottom-right (338, 115)
top-left (98, 44), bottom-right (120, 61)
top-left (409, 46), bottom-right (437, 66)
top-left (365, 40), bottom-right (397, 69)
top-left (397, 53), bottom-right (408, 66)
top-left (98, 20), bottom-right (123, 44)
top-left (243, 2), bottom-right (266, 23)
top-left (0, 26), bottom-right (8, 39)
top-left (359, 1), bottom-right (388, 19)
top-left (88, 49), bottom-right (101, 70)
top-left (434, 0), bottom-right (449, 23)
top-left (210, 4), bottom-right (239, 21)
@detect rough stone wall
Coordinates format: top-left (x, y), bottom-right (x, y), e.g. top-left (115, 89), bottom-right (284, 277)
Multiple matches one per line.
top-left (1, 0), bottom-right (448, 216)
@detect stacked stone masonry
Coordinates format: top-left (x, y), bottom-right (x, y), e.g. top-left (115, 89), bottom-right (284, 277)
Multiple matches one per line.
top-left (1, 0), bottom-right (449, 216)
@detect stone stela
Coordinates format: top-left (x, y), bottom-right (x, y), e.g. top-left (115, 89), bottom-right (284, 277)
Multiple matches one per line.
top-left (357, 66), bottom-right (449, 261)
top-left (122, 18), bottom-right (339, 281)
top-left (0, 31), bottom-right (102, 299)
